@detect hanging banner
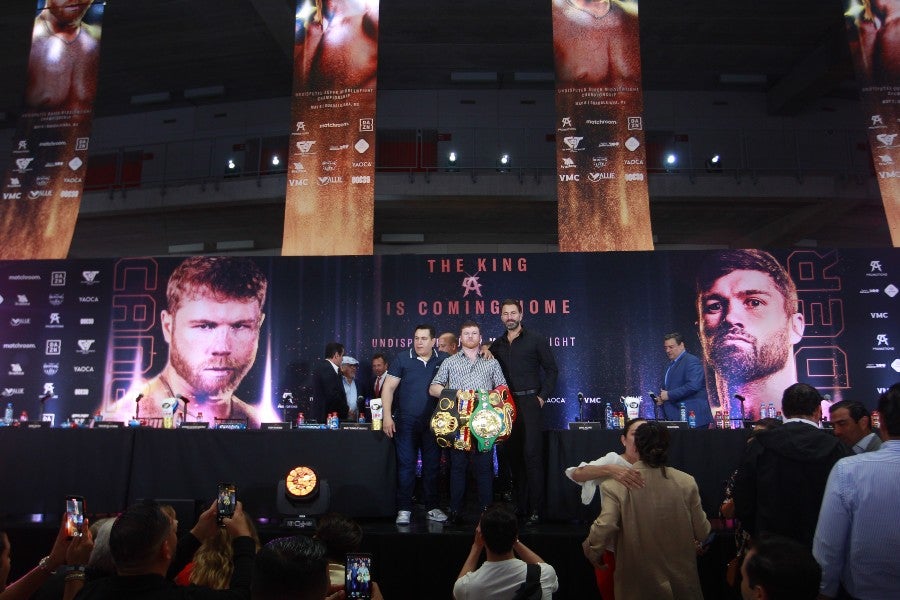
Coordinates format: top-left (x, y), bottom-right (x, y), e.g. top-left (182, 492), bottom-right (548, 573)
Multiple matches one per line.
top-left (0, 1), bottom-right (105, 260)
top-left (843, 0), bottom-right (900, 246)
top-left (551, 0), bottom-right (653, 251)
top-left (283, 0), bottom-right (379, 256)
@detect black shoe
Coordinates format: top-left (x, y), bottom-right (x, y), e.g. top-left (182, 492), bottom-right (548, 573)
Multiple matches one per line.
top-left (448, 511), bottom-right (463, 526)
top-left (526, 512), bottom-right (540, 526)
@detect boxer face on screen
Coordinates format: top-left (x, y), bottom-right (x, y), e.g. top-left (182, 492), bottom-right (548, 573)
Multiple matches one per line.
top-left (161, 292), bottom-right (264, 399)
top-left (45, 0), bottom-right (93, 27)
top-left (699, 269), bottom-right (803, 383)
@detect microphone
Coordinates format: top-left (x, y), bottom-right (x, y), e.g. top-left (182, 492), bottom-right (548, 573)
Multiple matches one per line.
top-left (39, 392), bottom-right (53, 403)
top-left (577, 392), bottom-right (584, 403)
top-left (823, 394), bottom-right (832, 403)
top-left (135, 393), bottom-right (144, 403)
top-left (648, 392), bottom-right (660, 420)
top-left (176, 395), bottom-right (191, 423)
top-left (734, 394), bottom-right (746, 424)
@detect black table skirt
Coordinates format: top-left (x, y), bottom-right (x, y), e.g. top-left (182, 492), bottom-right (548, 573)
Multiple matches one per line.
top-left (0, 427), bottom-right (748, 521)
top-left (0, 427), bottom-right (397, 518)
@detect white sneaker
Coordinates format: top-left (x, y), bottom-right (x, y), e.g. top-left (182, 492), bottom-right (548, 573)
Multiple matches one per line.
top-left (395, 510), bottom-right (411, 525)
top-left (426, 508), bottom-right (448, 523)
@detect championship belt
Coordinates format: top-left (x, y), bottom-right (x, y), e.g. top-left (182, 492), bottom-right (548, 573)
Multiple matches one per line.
top-left (430, 385), bottom-right (516, 452)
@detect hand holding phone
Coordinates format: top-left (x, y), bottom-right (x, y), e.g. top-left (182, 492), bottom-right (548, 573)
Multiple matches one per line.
top-left (345, 552), bottom-right (372, 599)
top-left (65, 495), bottom-right (85, 539)
top-left (217, 483), bottom-right (236, 526)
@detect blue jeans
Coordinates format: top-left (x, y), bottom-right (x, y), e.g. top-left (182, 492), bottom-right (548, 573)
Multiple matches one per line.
top-left (394, 416), bottom-right (440, 512)
top-left (449, 448), bottom-right (493, 513)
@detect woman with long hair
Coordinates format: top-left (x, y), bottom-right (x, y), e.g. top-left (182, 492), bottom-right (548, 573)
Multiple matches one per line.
top-left (583, 420), bottom-right (711, 600)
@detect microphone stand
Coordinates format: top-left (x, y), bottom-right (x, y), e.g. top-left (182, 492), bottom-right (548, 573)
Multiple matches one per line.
top-left (734, 394), bottom-right (746, 429)
top-left (134, 393), bottom-right (143, 422)
top-left (577, 392), bottom-right (584, 422)
top-left (649, 392), bottom-right (661, 421)
top-left (39, 393), bottom-right (51, 422)
top-left (178, 395), bottom-right (190, 425)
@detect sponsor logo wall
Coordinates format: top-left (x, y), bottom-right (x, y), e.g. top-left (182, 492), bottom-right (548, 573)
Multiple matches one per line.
top-left (0, 250), bottom-right (896, 428)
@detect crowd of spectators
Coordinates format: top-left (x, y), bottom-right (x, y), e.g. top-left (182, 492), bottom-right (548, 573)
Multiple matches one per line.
top-left (1, 382), bottom-right (897, 599)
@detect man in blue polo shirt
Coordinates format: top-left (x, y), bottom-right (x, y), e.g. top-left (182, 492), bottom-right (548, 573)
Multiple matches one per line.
top-left (380, 324), bottom-right (449, 525)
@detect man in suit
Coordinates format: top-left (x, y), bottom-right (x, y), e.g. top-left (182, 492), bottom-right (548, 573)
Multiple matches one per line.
top-left (369, 353), bottom-right (388, 399)
top-left (655, 332), bottom-right (713, 427)
top-left (311, 342), bottom-right (345, 422)
top-left (828, 399), bottom-right (882, 453)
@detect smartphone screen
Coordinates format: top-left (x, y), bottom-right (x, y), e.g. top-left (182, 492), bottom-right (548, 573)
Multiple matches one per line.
top-left (65, 496), bottom-right (84, 539)
top-left (345, 552), bottom-right (372, 599)
top-left (216, 483), bottom-right (236, 524)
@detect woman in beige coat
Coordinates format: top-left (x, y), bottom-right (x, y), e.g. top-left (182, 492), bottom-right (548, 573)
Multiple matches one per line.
top-left (583, 421), bottom-right (711, 600)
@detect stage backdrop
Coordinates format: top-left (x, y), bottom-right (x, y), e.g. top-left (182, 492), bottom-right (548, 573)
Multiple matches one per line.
top-left (283, 0), bottom-right (379, 255)
top-left (0, 249), bottom-right (896, 428)
top-left (0, 1), bottom-right (105, 259)
top-left (551, 0), bottom-right (653, 251)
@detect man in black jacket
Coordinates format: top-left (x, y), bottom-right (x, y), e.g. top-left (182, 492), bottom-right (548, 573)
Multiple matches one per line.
top-left (733, 383), bottom-right (849, 547)
top-left (487, 299), bottom-right (558, 525)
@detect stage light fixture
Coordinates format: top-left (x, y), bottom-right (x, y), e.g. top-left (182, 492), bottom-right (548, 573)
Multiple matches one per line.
top-left (705, 154), bottom-right (723, 173)
top-left (227, 159), bottom-right (236, 170)
top-left (497, 153), bottom-right (511, 173)
top-left (276, 465), bottom-right (331, 528)
top-left (271, 155), bottom-right (280, 167)
top-left (446, 151), bottom-right (460, 173)
top-left (666, 154), bottom-right (677, 166)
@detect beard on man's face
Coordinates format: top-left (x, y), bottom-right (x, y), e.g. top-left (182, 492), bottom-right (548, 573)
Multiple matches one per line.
top-left (704, 321), bottom-right (790, 383)
top-left (169, 343), bottom-right (252, 397)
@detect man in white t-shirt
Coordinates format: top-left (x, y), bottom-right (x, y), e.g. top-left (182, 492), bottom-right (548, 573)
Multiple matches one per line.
top-left (453, 504), bottom-right (558, 600)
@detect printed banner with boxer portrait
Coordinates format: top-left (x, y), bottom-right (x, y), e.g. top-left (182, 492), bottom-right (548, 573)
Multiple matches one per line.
top-left (0, 1), bottom-right (105, 260)
top-left (0, 249), bottom-right (896, 431)
top-left (283, 0), bottom-right (379, 256)
top-left (551, 0), bottom-right (653, 251)
top-left (843, 0), bottom-right (900, 246)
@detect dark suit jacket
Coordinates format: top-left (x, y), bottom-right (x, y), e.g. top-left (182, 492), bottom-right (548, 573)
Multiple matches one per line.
top-left (662, 350), bottom-right (713, 427)
top-left (312, 359), bottom-right (345, 422)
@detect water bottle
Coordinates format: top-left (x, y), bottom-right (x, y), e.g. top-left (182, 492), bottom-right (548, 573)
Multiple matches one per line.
top-left (688, 410), bottom-right (696, 429)
top-left (679, 402), bottom-right (687, 422)
top-left (715, 410), bottom-right (724, 429)
top-left (723, 409), bottom-right (731, 429)
top-left (768, 402), bottom-right (775, 419)
top-left (3, 402), bottom-right (13, 425)
top-left (605, 403), bottom-right (613, 430)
